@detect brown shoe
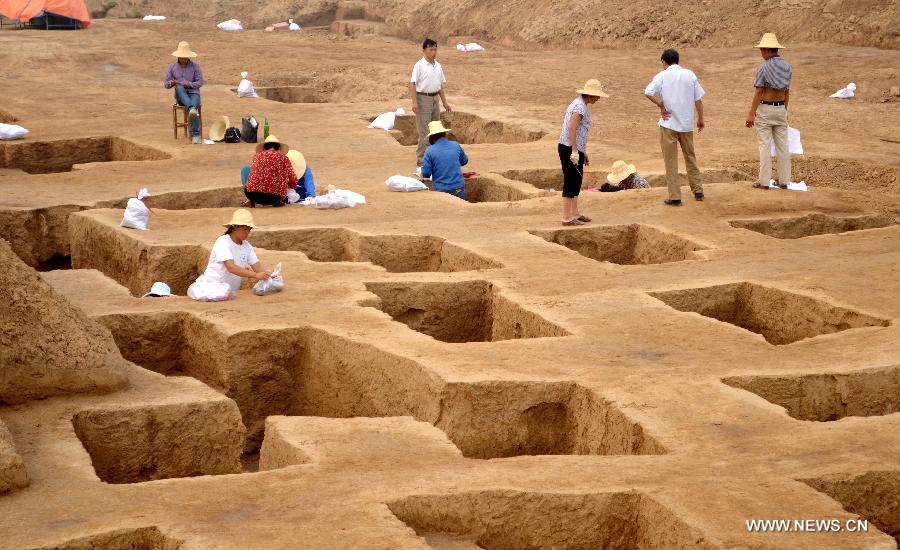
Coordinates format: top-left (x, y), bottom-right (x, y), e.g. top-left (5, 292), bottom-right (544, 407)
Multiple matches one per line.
top-left (752, 183), bottom-right (769, 190)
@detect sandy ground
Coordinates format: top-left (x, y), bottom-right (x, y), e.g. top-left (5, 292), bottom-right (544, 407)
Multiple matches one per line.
top-left (1, 17), bottom-right (900, 550)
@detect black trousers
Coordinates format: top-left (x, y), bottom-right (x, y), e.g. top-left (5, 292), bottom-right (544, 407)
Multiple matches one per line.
top-left (244, 190), bottom-right (285, 206)
top-left (558, 143), bottom-right (585, 198)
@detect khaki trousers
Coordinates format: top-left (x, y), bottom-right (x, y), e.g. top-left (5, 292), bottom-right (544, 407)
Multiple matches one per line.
top-left (660, 127), bottom-right (702, 200)
top-left (416, 94), bottom-right (441, 165)
top-left (755, 103), bottom-right (791, 186)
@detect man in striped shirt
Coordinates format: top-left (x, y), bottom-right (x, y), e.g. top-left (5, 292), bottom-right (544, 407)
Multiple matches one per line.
top-left (746, 33), bottom-right (793, 189)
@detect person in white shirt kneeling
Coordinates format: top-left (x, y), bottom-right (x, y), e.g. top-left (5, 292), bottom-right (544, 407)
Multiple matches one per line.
top-left (194, 209), bottom-right (271, 294)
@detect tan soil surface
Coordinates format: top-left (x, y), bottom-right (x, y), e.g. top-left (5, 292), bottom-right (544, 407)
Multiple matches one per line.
top-left (1, 10), bottom-right (899, 550)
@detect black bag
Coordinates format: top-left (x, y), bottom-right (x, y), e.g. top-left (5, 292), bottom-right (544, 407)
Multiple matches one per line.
top-left (223, 127), bottom-right (242, 143)
top-left (241, 116), bottom-right (258, 143)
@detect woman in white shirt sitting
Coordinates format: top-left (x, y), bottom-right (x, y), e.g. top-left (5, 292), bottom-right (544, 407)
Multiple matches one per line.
top-left (194, 209), bottom-right (270, 295)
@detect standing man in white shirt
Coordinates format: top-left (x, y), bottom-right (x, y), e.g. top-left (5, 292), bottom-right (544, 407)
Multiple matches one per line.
top-left (644, 49), bottom-right (706, 205)
top-left (410, 38), bottom-right (452, 174)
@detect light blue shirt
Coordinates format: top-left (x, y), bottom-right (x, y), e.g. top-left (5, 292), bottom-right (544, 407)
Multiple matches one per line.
top-left (421, 138), bottom-right (468, 192)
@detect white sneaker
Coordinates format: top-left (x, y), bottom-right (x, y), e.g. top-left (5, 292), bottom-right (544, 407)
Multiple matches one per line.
top-left (414, 167), bottom-right (422, 177)
top-left (192, 135), bottom-right (201, 144)
top-left (188, 107), bottom-right (198, 120)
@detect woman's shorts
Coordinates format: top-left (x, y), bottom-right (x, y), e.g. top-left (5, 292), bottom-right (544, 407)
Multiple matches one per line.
top-left (557, 143), bottom-right (584, 198)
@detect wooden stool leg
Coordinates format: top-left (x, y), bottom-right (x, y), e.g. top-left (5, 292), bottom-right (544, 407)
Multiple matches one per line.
top-left (173, 105), bottom-right (177, 139)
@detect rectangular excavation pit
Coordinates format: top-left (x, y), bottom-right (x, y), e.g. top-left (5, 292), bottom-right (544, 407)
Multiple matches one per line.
top-left (501, 167), bottom-right (750, 192)
top-left (387, 490), bottom-right (715, 549)
top-left (650, 283), bottom-right (890, 345)
top-left (0, 136), bottom-right (170, 174)
top-left (723, 365), bottom-right (900, 421)
top-left (235, 86), bottom-right (329, 103)
top-left (801, 471), bottom-right (900, 545)
top-left (362, 280), bottom-right (569, 343)
top-left (643, 168), bottom-right (751, 187)
top-left (529, 224), bottom-right (706, 265)
top-left (31, 526), bottom-right (184, 549)
top-left (71, 398), bottom-right (245, 483)
top-left (377, 111), bottom-right (545, 146)
top-left (729, 213), bottom-right (896, 239)
top-left (250, 228), bottom-right (502, 272)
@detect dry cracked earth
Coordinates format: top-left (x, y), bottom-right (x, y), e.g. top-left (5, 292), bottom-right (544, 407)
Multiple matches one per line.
top-left (1, 8), bottom-right (899, 550)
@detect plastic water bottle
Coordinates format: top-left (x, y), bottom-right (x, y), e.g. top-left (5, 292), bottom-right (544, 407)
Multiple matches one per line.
top-left (263, 118), bottom-right (270, 140)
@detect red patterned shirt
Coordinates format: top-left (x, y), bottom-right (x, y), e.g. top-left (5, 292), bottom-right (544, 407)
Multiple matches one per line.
top-left (245, 150), bottom-right (296, 197)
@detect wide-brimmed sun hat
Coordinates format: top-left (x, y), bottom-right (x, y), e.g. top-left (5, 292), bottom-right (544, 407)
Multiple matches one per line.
top-left (576, 79), bottom-right (609, 98)
top-left (286, 149), bottom-right (307, 175)
top-left (755, 33), bottom-right (785, 49)
top-left (607, 160), bottom-right (637, 184)
top-left (171, 41), bottom-right (197, 58)
top-left (209, 115), bottom-right (229, 142)
top-left (427, 120), bottom-right (451, 137)
top-left (256, 134), bottom-right (289, 153)
top-left (223, 209), bottom-right (257, 228)
top-left (142, 281), bottom-right (174, 298)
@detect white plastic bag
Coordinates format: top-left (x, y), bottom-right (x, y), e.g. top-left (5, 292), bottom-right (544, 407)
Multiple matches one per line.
top-left (457, 43), bottom-right (485, 52)
top-left (142, 15), bottom-right (165, 20)
top-left (368, 111), bottom-right (396, 130)
top-left (288, 18), bottom-right (301, 31)
top-left (217, 19), bottom-right (243, 31)
top-left (253, 262), bottom-right (284, 296)
top-left (386, 175), bottom-right (428, 192)
top-left (315, 188), bottom-right (366, 209)
top-left (120, 188), bottom-right (151, 230)
top-left (830, 82), bottom-right (856, 99)
top-left (0, 123), bottom-right (28, 140)
top-left (771, 127), bottom-right (803, 156)
top-left (237, 71), bottom-right (259, 98)
top-left (187, 281), bottom-right (236, 302)
top-left (286, 188), bottom-right (301, 204)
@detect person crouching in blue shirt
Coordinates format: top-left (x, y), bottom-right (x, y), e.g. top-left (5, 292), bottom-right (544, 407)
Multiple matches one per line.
top-left (421, 121), bottom-right (468, 199)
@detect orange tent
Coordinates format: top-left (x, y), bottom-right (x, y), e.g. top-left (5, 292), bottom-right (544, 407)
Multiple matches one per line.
top-left (0, 0), bottom-right (91, 28)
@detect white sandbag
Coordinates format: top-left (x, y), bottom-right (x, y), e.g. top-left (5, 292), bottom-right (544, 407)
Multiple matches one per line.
top-left (237, 71), bottom-right (259, 98)
top-left (830, 82), bottom-right (856, 99)
top-left (771, 127), bottom-right (803, 156)
top-left (286, 188), bottom-right (301, 204)
top-left (187, 281), bottom-right (236, 302)
top-left (288, 19), bottom-right (301, 31)
top-left (253, 262), bottom-right (284, 296)
top-left (787, 181), bottom-right (808, 191)
top-left (386, 175), bottom-right (428, 192)
top-left (217, 19), bottom-right (243, 31)
top-left (315, 187), bottom-right (366, 209)
top-left (368, 111), bottom-right (396, 130)
top-left (457, 43), bottom-right (485, 52)
top-left (142, 15), bottom-right (165, 20)
top-left (120, 188), bottom-right (151, 230)
top-left (0, 123), bottom-right (28, 140)
top-left (395, 107), bottom-right (406, 116)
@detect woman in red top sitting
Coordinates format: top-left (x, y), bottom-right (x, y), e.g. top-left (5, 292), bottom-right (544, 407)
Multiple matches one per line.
top-left (243, 135), bottom-right (297, 207)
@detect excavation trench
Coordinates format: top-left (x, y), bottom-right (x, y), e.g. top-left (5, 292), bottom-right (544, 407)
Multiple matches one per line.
top-left (729, 213), bottom-right (895, 239)
top-left (362, 280), bottom-right (570, 343)
top-left (378, 112), bottom-right (545, 146)
top-left (723, 365), bottom-right (900, 421)
top-left (650, 282), bottom-right (889, 345)
top-left (419, 175), bottom-right (537, 203)
top-left (250, 228), bottom-right (502, 272)
top-left (530, 224), bottom-right (707, 265)
top-left (0, 136), bottom-right (169, 174)
top-left (501, 167), bottom-right (750, 191)
top-left (239, 86), bottom-right (330, 104)
top-left (387, 490), bottom-right (713, 549)
top-left (31, 527), bottom-right (184, 550)
top-left (100, 317), bottom-right (662, 459)
top-left (801, 471), bottom-right (900, 544)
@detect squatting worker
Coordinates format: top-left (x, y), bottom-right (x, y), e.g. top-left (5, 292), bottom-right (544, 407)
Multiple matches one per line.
top-left (243, 136), bottom-right (297, 207)
top-left (644, 48), bottom-right (706, 206)
top-left (558, 79), bottom-right (608, 226)
top-left (193, 209), bottom-right (271, 294)
top-left (164, 41), bottom-right (205, 144)
top-left (421, 121), bottom-right (469, 199)
top-left (410, 38), bottom-right (451, 175)
top-left (746, 33), bottom-right (793, 190)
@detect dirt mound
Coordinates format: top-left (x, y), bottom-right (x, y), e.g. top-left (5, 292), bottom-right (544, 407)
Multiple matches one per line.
top-left (88, 0), bottom-right (900, 49)
top-left (0, 239), bottom-right (128, 405)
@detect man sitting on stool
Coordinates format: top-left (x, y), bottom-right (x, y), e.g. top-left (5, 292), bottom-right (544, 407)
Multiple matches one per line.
top-left (164, 41), bottom-right (204, 144)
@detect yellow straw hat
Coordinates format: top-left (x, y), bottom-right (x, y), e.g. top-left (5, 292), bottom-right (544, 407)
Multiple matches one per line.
top-left (222, 209), bottom-right (257, 228)
top-left (286, 150), bottom-right (307, 175)
top-left (607, 160), bottom-right (637, 184)
top-left (755, 33), bottom-right (785, 49)
top-left (171, 41), bottom-right (197, 58)
top-left (256, 134), bottom-right (290, 153)
top-left (427, 120), bottom-right (452, 138)
top-left (208, 115), bottom-right (229, 142)
top-left (576, 79), bottom-right (609, 98)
